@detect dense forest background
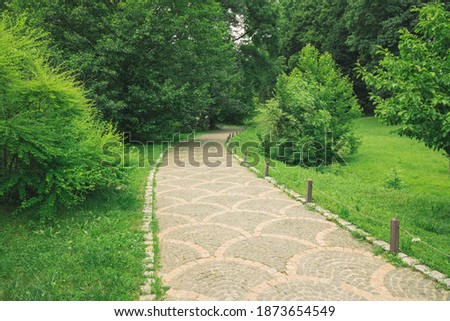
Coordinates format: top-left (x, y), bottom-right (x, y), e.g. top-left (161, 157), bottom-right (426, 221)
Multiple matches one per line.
top-left (2, 0), bottom-right (448, 136)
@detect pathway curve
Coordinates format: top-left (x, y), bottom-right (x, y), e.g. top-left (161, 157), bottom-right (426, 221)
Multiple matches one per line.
top-left (155, 129), bottom-right (449, 301)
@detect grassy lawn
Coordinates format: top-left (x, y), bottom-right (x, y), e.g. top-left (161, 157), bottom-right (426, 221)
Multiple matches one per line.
top-left (0, 145), bottom-right (161, 300)
top-left (232, 117), bottom-right (450, 276)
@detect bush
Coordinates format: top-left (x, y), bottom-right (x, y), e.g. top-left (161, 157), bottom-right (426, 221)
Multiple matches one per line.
top-left (0, 18), bottom-right (124, 218)
top-left (260, 45), bottom-right (361, 167)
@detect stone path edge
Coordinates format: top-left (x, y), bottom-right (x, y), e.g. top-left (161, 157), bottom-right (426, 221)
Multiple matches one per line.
top-left (140, 147), bottom-right (168, 301)
top-left (226, 137), bottom-right (450, 289)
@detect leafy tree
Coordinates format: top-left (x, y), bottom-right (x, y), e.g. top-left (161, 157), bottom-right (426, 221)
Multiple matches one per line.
top-left (262, 45), bottom-right (361, 167)
top-left (358, 3), bottom-right (450, 171)
top-left (5, 0), bottom-right (247, 136)
top-left (344, 0), bottom-right (424, 67)
top-left (0, 18), bottom-right (124, 218)
top-left (98, 0), bottom-right (244, 134)
top-left (281, 0), bottom-right (351, 73)
top-left (219, 0), bottom-right (285, 103)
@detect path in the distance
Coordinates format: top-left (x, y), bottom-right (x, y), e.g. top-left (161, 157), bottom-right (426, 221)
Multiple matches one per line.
top-left (155, 129), bottom-right (448, 301)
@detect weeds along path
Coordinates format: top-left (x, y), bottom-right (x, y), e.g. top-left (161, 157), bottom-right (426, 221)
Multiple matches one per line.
top-left (152, 129), bottom-right (448, 301)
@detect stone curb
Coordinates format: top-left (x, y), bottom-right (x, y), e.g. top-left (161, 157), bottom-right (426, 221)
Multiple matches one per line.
top-left (140, 149), bottom-right (167, 301)
top-left (227, 143), bottom-right (450, 289)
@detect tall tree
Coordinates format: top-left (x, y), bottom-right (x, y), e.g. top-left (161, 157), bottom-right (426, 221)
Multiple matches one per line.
top-left (219, 0), bottom-right (285, 103)
top-left (281, 0), bottom-right (351, 73)
top-left (344, 0), bottom-right (424, 67)
top-left (5, 0), bottom-right (246, 136)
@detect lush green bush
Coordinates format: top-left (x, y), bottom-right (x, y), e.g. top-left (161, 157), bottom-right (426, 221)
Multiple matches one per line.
top-left (0, 18), bottom-right (124, 218)
top-left (260, 45), bottom-right (361, 167)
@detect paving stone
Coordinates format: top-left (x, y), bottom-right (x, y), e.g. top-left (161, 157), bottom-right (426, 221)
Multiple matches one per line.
top-left (443, 279), bottom-right (450, 288)
top-left (373, 240), bottom-right (390, 251)
top-left (429, 271), bottom-right (445, 281)
top-left (402, 257), bottom-right (420, 266)
top-left (415, 265), bottom-right (431, 274)
top-left (148, 128), bottom-right (449, 301)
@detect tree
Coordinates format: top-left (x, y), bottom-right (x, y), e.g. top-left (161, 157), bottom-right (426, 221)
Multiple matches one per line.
top-left (281, 0), bottom-right (351, 73)
top-left (97, 0), bottom-right (244, 135)
top-left (357, 3), bottom-right (450, 171)
top-left (5, 0), bottom-right (247, 136)
top-left (344, 0), bottom-right (425, 66)
top-left (261, 45), bottom-right (361, 167)
top-left (219, 0), bottom-right (285, 104)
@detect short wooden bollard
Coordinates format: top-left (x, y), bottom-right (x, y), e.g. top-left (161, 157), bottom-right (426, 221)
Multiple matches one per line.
top-left (244, 150), bottom-right (247, 163)
top-left (264, 160), bottom-right (270, 177)
top-left (390, 218), bottom-right (400, 253)
top-left (233, 146), bottom-right (237, 154)
top-left (306, 179), bottom-right (313, 203)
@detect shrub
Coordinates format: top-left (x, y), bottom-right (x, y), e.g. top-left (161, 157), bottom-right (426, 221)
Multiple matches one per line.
top-left (260, 45), bottom-right (361, 167)
top-left (0, 18), bottom-right (124, 218)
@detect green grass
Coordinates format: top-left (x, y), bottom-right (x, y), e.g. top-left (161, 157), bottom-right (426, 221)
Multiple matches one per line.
top-left (0, 144), bottom-right (162, 300)
top-left (149, 164), bottom-right (169, 300)
top-left (232, 117), bottom-right (450, 276)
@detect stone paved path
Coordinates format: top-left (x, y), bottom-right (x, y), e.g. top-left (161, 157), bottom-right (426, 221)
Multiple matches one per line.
top-left (155, 129), bottom-right (449, 301)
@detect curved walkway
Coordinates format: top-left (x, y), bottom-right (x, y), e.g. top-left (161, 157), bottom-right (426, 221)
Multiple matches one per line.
top-left (155, 129), bottom-right (449, 301)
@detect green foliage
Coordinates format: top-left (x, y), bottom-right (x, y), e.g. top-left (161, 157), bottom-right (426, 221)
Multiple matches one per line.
top-left (261, 45), bottom-right (361, 167)
top-left (5, 0), bottom-right (250, 136)
top-left (358, 3), bottom-right (450, 160)
top-left (0, 145), bottom-right (160, 300)
top-left (281, 0), bottom-right (351, 72)
top-left (0, 18), bottom-right (124, 218)
top-left (280, 0), bottom-right (435, 113)
top-left (344, 0), bottom-right (423, 66)
top-left (385, 168), bottom-right (404, 190)
top-left (220, 0), bottom-right (285, 104)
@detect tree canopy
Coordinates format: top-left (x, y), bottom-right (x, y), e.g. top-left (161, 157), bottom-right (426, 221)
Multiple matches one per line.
top-left (4, 0), bottom-right (251, 137)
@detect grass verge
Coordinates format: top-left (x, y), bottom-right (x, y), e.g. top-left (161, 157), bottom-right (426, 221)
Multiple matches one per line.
top-left (232, 117), bottom-right (450, 276)
top-left (149, 162), bottom-right (169, 300)
top-left (0, 145), bottom-right (161, 300)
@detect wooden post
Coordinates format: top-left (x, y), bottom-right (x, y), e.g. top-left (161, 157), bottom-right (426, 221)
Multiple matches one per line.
top-left (264, 160), bottom-right (269, 177)
top-left (244, 150), bottom-right (247, 163)
top-left (233, 146), bottom-right (237, 155)
top-left (306, 179), bottom-right (313, 203)
top-left (390, 218), bottom-right (400, 253)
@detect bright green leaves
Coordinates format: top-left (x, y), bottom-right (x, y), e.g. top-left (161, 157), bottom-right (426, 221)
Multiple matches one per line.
top-left (358, 3), bottom-right (450, 158)
top-left (261, 45), bottom-right (361, 167)
top-left (0, 19), bottom-right (124, 218)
